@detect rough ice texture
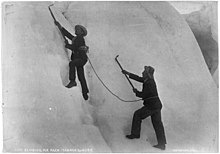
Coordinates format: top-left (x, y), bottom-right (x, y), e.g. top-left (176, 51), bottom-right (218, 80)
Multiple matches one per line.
top-left (183, 2), bottom-right (218, 76)
top-left (213, 68), bottom-right (219, 87)
top-left (169, 1), bottom-right (204, 14)
top-left (2, 1), bottom-right (218, 153)
top-left (2, 2), bottom-right (110, 152)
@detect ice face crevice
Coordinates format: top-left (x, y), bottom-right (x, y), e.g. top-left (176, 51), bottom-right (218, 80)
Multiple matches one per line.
top-left (170, 1), bottom-right (218, 85)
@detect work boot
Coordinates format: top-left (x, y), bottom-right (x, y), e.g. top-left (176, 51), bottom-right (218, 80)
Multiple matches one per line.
top-left (82, 93), bottom-right (89, 100)
top-left (126, 134), bottom-right (140, 139)
top-left (66, 80), bottom-right (77, 88)
top-left (153, 144), bottom-right (166, 150)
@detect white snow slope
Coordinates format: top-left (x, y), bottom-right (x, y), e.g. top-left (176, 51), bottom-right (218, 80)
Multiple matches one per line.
top-left (170, 1), bottom-right (218, 86)
top-left (184, 2), bottom-right (218, 76)
top-left (2, 1), bottom-right (218, 153)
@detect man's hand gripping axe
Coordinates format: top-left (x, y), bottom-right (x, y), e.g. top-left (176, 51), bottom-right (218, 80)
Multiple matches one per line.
top-left (115, 55), bottom-right (135, 89)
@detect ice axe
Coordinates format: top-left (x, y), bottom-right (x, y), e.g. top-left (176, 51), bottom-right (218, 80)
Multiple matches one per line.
top-left (48, 4), bottom-right (68, 43)
top-left (48, 4), bottom-right (56, 22)
top-left (115, 55), bottom-right (135, 89)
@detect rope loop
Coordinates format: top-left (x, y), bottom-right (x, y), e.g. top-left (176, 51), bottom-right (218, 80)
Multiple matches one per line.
top-left (87, 57), bottom-right (142, 102)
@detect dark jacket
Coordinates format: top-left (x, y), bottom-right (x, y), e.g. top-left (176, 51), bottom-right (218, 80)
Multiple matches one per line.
top-left (129, 73), bottom-right (162, 110)
top-left (61, 27), bottom-right (88, 62)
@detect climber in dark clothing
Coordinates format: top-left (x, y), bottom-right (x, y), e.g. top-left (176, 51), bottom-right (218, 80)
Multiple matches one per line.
top-left (122, 66), bottom-right (167, 150)
top-left (55, 21), bottom-right (89, 100)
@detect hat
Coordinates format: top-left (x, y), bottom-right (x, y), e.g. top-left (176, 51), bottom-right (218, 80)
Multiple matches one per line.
top-left (75, 25), bottom-right (87, 36)
top-left (144, 66), bottom-right (155, 79)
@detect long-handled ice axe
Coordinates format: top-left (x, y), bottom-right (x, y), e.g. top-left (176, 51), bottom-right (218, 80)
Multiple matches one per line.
top-left (115, 55), bottom-right (135, 89)
top-left (48, 4), bottom-right (67, 42)
top-left (48, 4), bottom-right (56, 22)
top-left (48, 4), bottom-right (70, 60)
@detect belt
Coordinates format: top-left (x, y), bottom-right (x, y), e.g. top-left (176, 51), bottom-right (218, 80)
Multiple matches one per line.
top-left (142, 96), bottom-right (159, 101)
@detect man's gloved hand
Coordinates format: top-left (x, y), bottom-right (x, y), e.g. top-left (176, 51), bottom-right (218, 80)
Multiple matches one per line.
top-left (122, 70), bottom-right (129, 75)
top-left (54, 21), bottom-right (61, 27)
top-left (54, 21), bottom-right (62, 28)
top-left (64, 39), bottom-right (68, 45)
top-left (133, 88), bottom-right (138, 93)
top-left (54, 21), bottom-right (58, 25)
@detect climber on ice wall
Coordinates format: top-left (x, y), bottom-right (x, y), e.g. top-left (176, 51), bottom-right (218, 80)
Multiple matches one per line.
top-left (54, 21), bottom-right (89, 100)
top-left (122, 66), bottom-right (167, 150)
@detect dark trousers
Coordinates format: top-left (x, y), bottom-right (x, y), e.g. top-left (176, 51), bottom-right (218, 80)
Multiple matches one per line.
top-left (131, 106), bottom-right (167, 145)
top-left (69, 59), bottom-right (89, 94)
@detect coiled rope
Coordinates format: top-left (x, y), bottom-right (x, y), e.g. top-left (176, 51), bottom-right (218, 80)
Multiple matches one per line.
top-left (87, 57), bottom-right (143, 102)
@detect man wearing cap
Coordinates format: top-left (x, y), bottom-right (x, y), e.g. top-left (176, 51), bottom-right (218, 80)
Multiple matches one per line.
top-left (55, 21), bottom-right (89, 100)
top-left (122, 66), bottom-right (167, 150)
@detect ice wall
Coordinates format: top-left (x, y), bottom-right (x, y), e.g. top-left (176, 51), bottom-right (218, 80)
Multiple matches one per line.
top-left (169, 1), bottom-right (204, 14)
top-left (64, 1), bottom-right (218, 152)
top-left (170, 1), bottom-right (218, 86)
top-left (213, 68), bottom-right (219, 87)
top-left (183, 2), bottom-right (218, 76)
top-left (2, 1), bottom-right (218, 153)
top-left (2, 2), bottom-right (110, 152)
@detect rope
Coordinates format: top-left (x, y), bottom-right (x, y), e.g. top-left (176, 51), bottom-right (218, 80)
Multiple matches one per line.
top-left (49, 5), bottom-right (141, 102)
top-left (87, 57), bottom-right (143, 102)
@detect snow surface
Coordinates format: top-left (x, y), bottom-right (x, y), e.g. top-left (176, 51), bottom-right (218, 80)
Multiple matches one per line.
top-left (2, 1), bottom-right (218, 153)
top-left (170, 1), bottom-right (218, 85)
top-left (169, 1), bottom-right (205, 14)
top-left (213, 68), bottom-right (219, 87)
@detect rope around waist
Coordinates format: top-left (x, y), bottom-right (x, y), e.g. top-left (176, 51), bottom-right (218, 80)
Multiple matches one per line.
top-left (142, 96), bottom-right (159, 101)
top-left (88, 57), bottom-right (159, 102)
